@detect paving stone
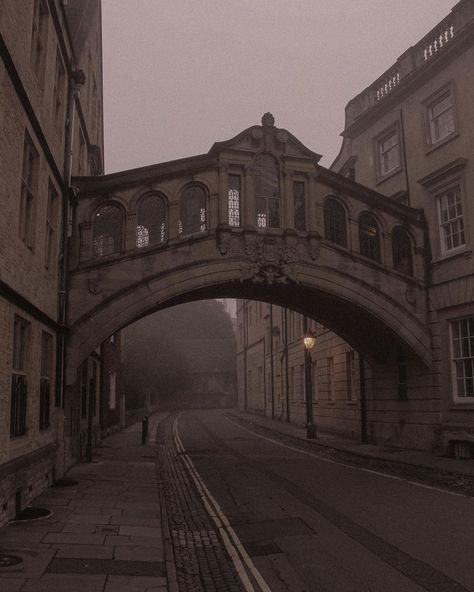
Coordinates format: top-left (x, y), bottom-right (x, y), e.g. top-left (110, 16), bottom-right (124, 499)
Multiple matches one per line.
top-left (47, 557), bottom-right (166, 577)
top-left (0, 578), bottom-right (27, 591)
top-left (119, 525), bottom-right (162, 538)
top-left (114, 545), bottom-right (165, 562)
top-left (67, 514), bottom-right (112, 525)
top-left (110, 516), bottom-right (161, 527)
top-left (22, 573), bottom-right (106, 591)
top-left (104, 575), bottom-right (167, 591)
top-left (44, 533), bottom-right (105, 545)
top-left (61, 523), bottom-right (98, 534)
top-left (116, 502), bottom-right (159, 511)
top-left (52, 544), bottom-right (115, 559)
top-left (105, 535), bottom-right (164, 548)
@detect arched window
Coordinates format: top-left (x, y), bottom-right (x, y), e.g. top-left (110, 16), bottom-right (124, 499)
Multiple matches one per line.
top-left (92, 204), bottom-right (123, 257)
top-left (324, 198), bottom-right (347, 247)
top-left (254, 154), bottom-right (280, 228)
top-left (392, 226), bottom-right (413, 275)
top-left (136, 194), bottom-right (166, 248)
top-left (179, 185), bottom-right (207, 235)
top-left (359, 213), bottom-right (381, 261)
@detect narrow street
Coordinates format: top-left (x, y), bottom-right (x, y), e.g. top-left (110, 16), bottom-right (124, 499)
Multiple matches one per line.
top-left (165, 410), bottom-right (474, 592)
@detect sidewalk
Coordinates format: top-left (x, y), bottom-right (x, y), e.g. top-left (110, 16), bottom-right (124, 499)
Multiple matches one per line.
top-left (228, 410), bottom-right (474, 478)
top-left (0, 416), bottom-right (168, 592)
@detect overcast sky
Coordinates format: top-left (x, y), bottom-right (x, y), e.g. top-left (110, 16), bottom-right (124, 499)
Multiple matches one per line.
top-left (101, 0), bottom-right (454, 174)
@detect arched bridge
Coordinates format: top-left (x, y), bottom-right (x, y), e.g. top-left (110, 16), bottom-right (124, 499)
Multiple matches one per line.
top-left (67, 114), bottom-right (430, 382)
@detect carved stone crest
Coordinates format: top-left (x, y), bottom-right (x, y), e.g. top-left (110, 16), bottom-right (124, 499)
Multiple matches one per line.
top-left (88, 278), bottom-right (102, 295)
top-left (240, 232), bottom-right (299, 285)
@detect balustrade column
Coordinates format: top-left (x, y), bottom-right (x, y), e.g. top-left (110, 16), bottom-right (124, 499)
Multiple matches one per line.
top-left (218, 164), bottom-right (229, 226)
top-left (243, 165), bottom-right (255, 227)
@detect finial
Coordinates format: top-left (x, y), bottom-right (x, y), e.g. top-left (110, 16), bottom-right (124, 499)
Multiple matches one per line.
top-left (261, 112), bottom-right (275, 127)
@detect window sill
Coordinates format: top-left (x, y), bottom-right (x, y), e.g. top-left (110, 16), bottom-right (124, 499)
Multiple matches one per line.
top-left (424, 131), bottom-right (459, 156)
top-left (431, 247), bottom-right (471, 265)
top-left (449, 402), bottom-right (474, 410)
top-left (375, 166), bottom-right (403, 187)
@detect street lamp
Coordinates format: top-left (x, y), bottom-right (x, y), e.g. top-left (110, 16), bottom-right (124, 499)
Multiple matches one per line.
top-left (303, 331), bottom-right (317, 439)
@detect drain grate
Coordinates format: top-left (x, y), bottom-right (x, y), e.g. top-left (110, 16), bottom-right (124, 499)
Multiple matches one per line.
top-left (0, 554), bottom-right (23, 568)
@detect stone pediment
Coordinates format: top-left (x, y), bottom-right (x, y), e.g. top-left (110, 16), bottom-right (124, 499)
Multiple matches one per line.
top-left (209, 112), bottom-right (322, 163)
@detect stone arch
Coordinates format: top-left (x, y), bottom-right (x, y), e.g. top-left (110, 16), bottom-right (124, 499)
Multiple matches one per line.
top-left (179, 183), bottom-right (209, 235)
top-left (136, 192), bottom-right (167, 248)
top-left (91, 201), bottom-right (125, 258)
top-left (391, 225), bottom-right (414, 276)
top-left (323, 195), bottom-right (348, 248)
top-left (358, 211), bottom-right (383, 262)
top-left (66, 255), bottom-right (432, 384)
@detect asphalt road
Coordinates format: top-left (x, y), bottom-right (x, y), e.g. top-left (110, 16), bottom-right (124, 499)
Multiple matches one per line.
top-left (174, 409), bottom-right (474, 592)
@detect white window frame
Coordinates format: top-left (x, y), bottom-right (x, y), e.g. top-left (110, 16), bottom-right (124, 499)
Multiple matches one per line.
top-left (423, 83), bottom-right (457, 150)
top-left (437, 185), bottom-right (465, 254)
top-left (378, 129), bottom-right (400, 177)
top-left (450, 317), bottom-right (474, 402)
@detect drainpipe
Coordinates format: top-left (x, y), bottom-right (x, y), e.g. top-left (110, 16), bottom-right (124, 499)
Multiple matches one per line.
top-left (243, 300), bottom-right (248, 411)
top-left (56, 69), bottom-right (85, 410)
top-left (359, 355), bottom-right (368, 443)
top-left (269, 304), bottom-right (275, 420)
top-left (283, 308), bottom-right (290, 423)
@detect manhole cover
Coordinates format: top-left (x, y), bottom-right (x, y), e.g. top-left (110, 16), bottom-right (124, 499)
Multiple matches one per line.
top-left (0, 554), bottom-right (23, 568)
top-left (14, 507), bottom-right (51, 521)
top-left (53, 478), bottom-right (78, 488)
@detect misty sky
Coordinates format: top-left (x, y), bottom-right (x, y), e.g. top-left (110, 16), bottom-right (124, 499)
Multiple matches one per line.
top-left (102, 0), bottom-right (454, 174)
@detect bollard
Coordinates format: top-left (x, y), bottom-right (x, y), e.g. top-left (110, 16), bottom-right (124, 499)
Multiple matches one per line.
top-left (141, 415), bottom-right (149, 445)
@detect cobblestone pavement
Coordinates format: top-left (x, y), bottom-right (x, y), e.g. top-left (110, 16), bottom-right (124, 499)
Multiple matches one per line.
top-left (226, 412), bottom-right (474, 498)
top-left (156, 413), bottom-right (247, 592)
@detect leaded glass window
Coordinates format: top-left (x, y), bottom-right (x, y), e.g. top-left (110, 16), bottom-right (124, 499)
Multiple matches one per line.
top-left (136, 194), bottom-right (166, 248)
top-left (294, 181), bottom-right (306, 231)
top-left (254, 154), bottom-right (280, 228)
top-left (228, 174), bottom-right (241, 227)
top-left (180, 185), bottom-right (207, 235)
top-left (324, 198), bottom-right (347, 247)
top-left (359, 213), bottom-right (381, 261)
top-left (392, 227), bottom-right (413, 275)
top-left (92, 204), bottom-right (123, 257)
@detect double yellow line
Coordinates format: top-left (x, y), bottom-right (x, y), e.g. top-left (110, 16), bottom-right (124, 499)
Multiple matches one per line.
top-left (172, 414), bottom-right (272, 592)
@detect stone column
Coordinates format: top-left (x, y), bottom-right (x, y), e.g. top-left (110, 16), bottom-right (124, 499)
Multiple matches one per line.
top-left (168, 201), bottom-right (180, 240)
top-left (125, 212), bottom-right (136, 251)
top-left (243, 165), bottom-right (255, 227)
top-left (307, 174), bottom-right (321, 234)
top-left (79, 222), bottom-right (92, 261)
top-left (282, 167), bottom-right (294, 230)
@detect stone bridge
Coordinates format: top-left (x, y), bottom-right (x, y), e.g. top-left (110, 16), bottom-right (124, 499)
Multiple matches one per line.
top-left (67, 114), bottom-right (430, 382)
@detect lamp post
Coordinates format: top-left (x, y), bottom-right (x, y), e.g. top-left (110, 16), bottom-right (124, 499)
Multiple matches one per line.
top-left (303, 332), bottom-right (317, 439)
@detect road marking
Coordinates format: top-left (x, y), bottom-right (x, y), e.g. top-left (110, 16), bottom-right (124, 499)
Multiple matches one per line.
top-left (227, 417), bottom-right (473, 500)
top-left (173, 416), bottom-right (272, 592)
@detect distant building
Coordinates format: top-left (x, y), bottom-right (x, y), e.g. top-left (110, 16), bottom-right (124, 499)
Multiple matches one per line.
top-left (237, 0), bottom-right (474, 455)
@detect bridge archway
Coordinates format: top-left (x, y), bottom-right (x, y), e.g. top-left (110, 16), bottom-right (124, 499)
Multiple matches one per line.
top-left (68, 115), bottom-right (431, 383)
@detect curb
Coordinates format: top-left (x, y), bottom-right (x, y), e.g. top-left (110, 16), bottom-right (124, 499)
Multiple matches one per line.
top-left (226, 412), bottom-right (473, 479)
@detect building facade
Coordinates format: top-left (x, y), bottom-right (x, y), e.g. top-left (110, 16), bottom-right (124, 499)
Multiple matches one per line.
top-left (237, 0), bottom-right (474, 455)
top-left (0, 0), bottom-right (123, 526)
